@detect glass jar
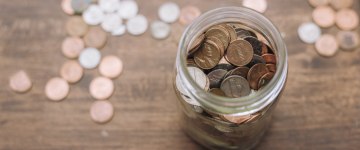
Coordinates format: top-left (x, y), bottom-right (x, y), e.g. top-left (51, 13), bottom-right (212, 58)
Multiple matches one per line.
top-left (173, 6), bottom-right (288, 150)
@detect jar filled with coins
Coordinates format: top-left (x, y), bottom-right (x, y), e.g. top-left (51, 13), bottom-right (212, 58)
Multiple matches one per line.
top-left (173, 6), bottom-right (287, 150)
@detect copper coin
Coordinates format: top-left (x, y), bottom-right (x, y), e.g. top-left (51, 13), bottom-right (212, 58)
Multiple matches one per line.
top-left (335, 9), bottom-right (359, 30)
top-left (260, 40), bottom-right (274, 54)
top-left (258, 72), bottom-right (275, 89)
top-left (205, 26), bottom-right (230, 50)
top-left (220, 114), bottom-right (251, 124)
top-left (330, 0), bottom-right (353, 10)
top-left (312, 6), bottom-right (335, 28)
top-left (266, 64), bottom-right (277, 73)
top-left (66, 16), bottom-right (89, 37)
top-left (206, 36), bottom-right (224, 58)
top-left (262, 54), bottom-right (276, 64)
top-left (89, 76), bottom-right (114, 100)
top-left (209, 88), bottom-right (225, 97)
top-left (246, 54), bottom-right (266, 68)
top-left (315, 34), bottom-right (338, 57)
top-left (260, 41), bottom-right (268, 55)
top-left (208, 69), bottom-right (228, 89)
top-left (243, 0), bottom-right (267, 13)
top-left (61, 37), bottom-right (85, 59)
top-left (220, 75), bottom-right (250, 98)
top-left (61, 0), bottom-right (75, 15)
top-left (226, 39), bottom-right (253, 67)
top-left (220, 24), bottom-right (237, 42)
top-left (60, 60), bottom-right (83, 83)
top-left (244, 36), bottom-right (262, 56)
top-left (188, 34), bottom-right (205, 56)
top-left (308, 0), bottom-right (329, 7)
top-left (337, 31), bottom-right (360, 50)
top-left (84, 26), bottom-right (107, 49)
top-left (179, 5), bottom-right (201, 26)
top-left (45, 77), bottom-right (69, 101)
top-left (247, 63), bottom-right (269, 90)
top-left (90, 100), bottom-right (114, 123)
top-left (229, 66), bottom-right (249, 79)
top-left (9, 70), bottom-right (32, 93)
top-left (235, 28), bottom-right (251, 38)
top-left (244, 113), bottom-right (262, 124)
top-left (99, 55), bottom-right (123, 78)
top-left (194, 41), bottom-right (221, 69)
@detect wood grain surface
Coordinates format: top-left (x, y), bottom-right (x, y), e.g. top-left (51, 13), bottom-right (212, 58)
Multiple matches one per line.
top-left (1, 0), bottom-right (360, 149)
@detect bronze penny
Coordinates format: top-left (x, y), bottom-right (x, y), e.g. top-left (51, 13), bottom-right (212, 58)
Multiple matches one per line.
top-left (220, 75), bottom-right (250, 98)
top-left (226, 39), bottom-right (253, 67)
top-left (260, 41), bottom-right (268, 55)
top-left (61, 0), bottom-right (75, 15)
top-left (179, 5), bottom-right (201, 26)
top-left (209, 88), bottom-right (225, 97)
top-left (9, 70), bottom-right (32, 93)
top-left (308, 0), bottom-right (329, 7)
top-left (45, 77), bottom-right (69, 101)
top-left (258, 72), bottom-right (275, 89)
top-left (89, 76), bottom-right (114, 100)
top-left (315, 34), bottom-right (338, 57)
top-left (312, 6), bottom-right (335, 28)
top-left (66, 16), bottom-right (89, 37)
top-left (194, 41), bottom-right (221, 69)
top-left (84, 26), bottom-right (107, 49)
top-left (60, 60), bottom-right (84, 83)
top-left (266, 64), bottom-right (277, 73)
top-left (220, 114), bottom-right (251, 124)
top-left (220, 24), bottom-right (237, 42)
top-left (188, 34), bottom-right (205, 56)
top-left (229, 66), bottom-right (250, 79)
top-left (335, 8), bottom-right (359, 31)
top-left (246, 54), bottom-right (266, 68)
top-left (235, 28), bottom-right (251, 38)
top-left (90, 100), bottom-right (114, 123)
top-left (262, 54), bottom-right (276, 64)
top-left (208, 69), bottom-right (228, 89)
top-left (244, 36), bottom-right (262, 56)
top-left (205, 25), bottom-right (230, 50)
top-left (99, 55), bottom-right (123, 79)
top-left (206, 36), bottom-right (225, 58)
top-left (61, 37), bottom-right (85, 59)
top-left (247, 63), bottom-right (269, 90)
top-left (330, 0), bottom-right (353, 10)
top-left (337, 31), bottom-right (360, 50)
top-left (244, 113), bottom-right (262, 124)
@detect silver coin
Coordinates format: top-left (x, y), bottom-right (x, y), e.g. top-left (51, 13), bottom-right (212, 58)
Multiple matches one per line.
top-left (181, 93), bottom-right (201, 106)
top-left (98, 0), bottom-right (120, 13)
top-left (188, 67), bottom-right (207, 90)
top-left (117, 0), bottom-right (138, 20)
top-left (150, 20), bottom-right (171, 40)
top-left (78, 47), bottom-right (101, 69)
top-left (220, 75), bottom-right (251, 98)
top-left (158, 2), bottom-right (180, 23)
top-left (111, 24), bottom-right (126, 36)
top-left (207, 69), bottom-right (228, 89)
top-left (126, 14), bottom-right (148, 35)
top-left (82, 5), bottom-right (105, 25)
top-left (298, 22), bottom-right (321, 44)
top-left (176, 73), bottom-right (188, 96)
top-left (101, 13), bottom-right (122, 32)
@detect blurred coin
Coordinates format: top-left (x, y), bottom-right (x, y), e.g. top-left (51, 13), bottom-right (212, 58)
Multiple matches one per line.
top-left (111, 24), bottom-right (126, 36)
top-left (266, 64), bottom-right (276, 73)
top-left (126, 14), bottom-right (148, 35)
top-left (62, 0), bottom-right (75, 15)
top-left (176, 73), bottom-right (188, 96)
top-left (71, 0), bottom-right (91, 14)
top-left (90, 100), bottom-right (114, 123)
top-left (98, 0), bottom-right (121, 13)
top-left (247, 63), bottom-right (269, 90)
top-left (90, 76), bottom-right (114, 100)
top-left (66, 16), bottom-right (89, 37)
top-left (117, 0), bottom-right (138, 20)
top-left (188, 34), bottom-right (205, 55)
top-left (205, 26), bottom-right (230, 50)
top-left (101, 13), bottom-right (122, 32)
top-left (337, 31), bottom-right (360, 50)
top-left (181, 93), bottom-right (201, 106)
top-left (45, 77), bottom-right (69, 101)
top-left (262, 54), bottom-right (276, 64)
top-left (61, 37), bottom-right (84, 59)
top-left (226, 39), bottom-right (253, 67)
top-left (158, 2), bottom-right (180, 23)
top-left (60, 61), bottom-right (84, 83)
top-left (329, 0), bottom-right (353, 10)
top-left (99, 55), bottom-right (123, 78)
top-left (9, 70), bottom-right (32, 93)
top-left (258, 72), bottom-right (274, 89)
top-left (315, 34), bottom-right (338, 57)
top-left (84, 26), bottom-right (107, 49)
top-left (194, 41), bottom-right (220, 69)
top-left (308, 0), bottom-right (329, 7)
top-left (221, 114), bottom-right (251, 124)
top-left (312, 6), bottom-right (335, 28)
top-left (83, 5), bottom-right (105, 25)
top-left (179, 5), bottom-right (201, 26)
top-left (298, 22), bottom-right (321, 44)
top-left (150, 20), bottom-right (171, 40)
top-left (243, 36), bottom-right (262, 56)
top-left (78, 47), bottom-right (101, 69)
top-left (335, 9), bottom-right (359, 31)
top-left (208, 69), bottom-right (228, 89)
top-left (229, 66), bottom-right (249, 79)
top-left (235, 28), bottom-right (251, 38)
top-left (209, 88), bottom-right (225, 97)
top-left (246, 54), bottom-right (266, 68)
top-left (188, 67), bottom-right (207, 90)
top-left (220, 75), bottom-right (250, 98)
top-left (243, 0), bottom-right (267, 13)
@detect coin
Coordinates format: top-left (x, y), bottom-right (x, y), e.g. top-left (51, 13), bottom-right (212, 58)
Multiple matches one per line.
top-left (243, 36), bottom-right (262, 56)
top-left (158, 2), bottom-right (180, 23)
top-left (111, 24), bottom-right (126, 36)
top-left (101, 13), bottom-right (122, 32)
top-left (9, 70), bottom-right (32, 93)
top-left (308, 0), bottom-right (329, 7)
top-left (60, 60), bottom-right (84, 83)
top-left (90, 100), bottom-right (114, 123)
top-left (220, 114), bottom-right (251, 124)
top-left (176, 73), bottom-right (188, 96)
top-left (117, 0), bottom-right (138, 20)
top-left (315, 34), bottom-right (338, 57)
top-left (78, 47), bottom-right (101, 69)
top-left (194, 41), bottom-right (221, 69)
top-left (266, 64), bottom-right (277, 73)
top-left (220, 75), bottom-right (251, 98)
top-left (45, 77), bottom-right (69, 101)
top-left (89, 76), bottom-right (114, 100)
top-left (188, 67), bottom-right (208, 90)
top-left (235, 28), bottom-right (251, 38)
top-left (205, 26), bottom-right (230, 51)
top-left (99, 55), bottom-right (123, 78)
top-left (247, 63), bottom-right (269, 90)
top-left (210, 64), bottom-right (234, 72)
top-left (61, 0), bottom-right (75, 15)
top-left (206, 37), bottom-right (224, 58)
top-left (258, 72), bottom-right (274, 89)
top-left (84, 26), bottom-right (107, 49)
top-left (242, 0), bottom-right (267, 13)
top-left (262, 54), bottom-right (276, 64)
top-left (226, 39), bottom-right (253, 67)
top-left (179, 5), bottom-right (201, 26)
top-left (126, 14), bottom-right (148, 35)
top-left (98, 0), bottom-right (121, 13)
top-left (337, 31), bottom-right (360, 50)
top-left (208, 69), bottom-right (228, 89)
top-left (188, 34), bottom-right (205, 55)
top-left (329, 0), bottom-right (353, 10)
top-left (82, 5), bottom-right (105, 25)
top-left (261, 40), bottom-right (274, 54)
top-left (66, 16), bottom-right (89, 37)
top-left (229, 66), bottom-right (249, 79)
top-left (150, 20), bottom-right (171, 40)
top-left (209, 88), bottom-right (225, 97)
top-left (71, 0), bottom-right (91, 14)
top-left (260, 41), bottom-right (269, 55)
top-left (220, 24), bottom-right (237, 42)
top-left (298, 22), bottom-right (321, 44)
top-left (246, 54), bottom-right (266, 68)
top-left (312, 6), bottom-right (335, 28)
top-left (181, 93), bottom-right (201, 106)
top-left (335, 9), bottom-right (359, 31)
top-left (61, 37), bottom-right (84, 59)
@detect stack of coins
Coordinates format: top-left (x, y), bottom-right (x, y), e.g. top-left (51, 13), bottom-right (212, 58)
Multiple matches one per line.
top-left (299, 0), bottom-right (359, 57)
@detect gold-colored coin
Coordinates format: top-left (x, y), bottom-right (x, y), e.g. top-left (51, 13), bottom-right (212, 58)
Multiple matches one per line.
top-left (194, 41), bottom-right (221, 69)
top-left (225, 39), bottom-right (253, 66)
top-left (66, 16), bottom-right (89, 37)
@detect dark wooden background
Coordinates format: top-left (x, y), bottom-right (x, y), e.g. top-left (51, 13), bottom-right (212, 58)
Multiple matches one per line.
top-left (1, 0), bottom-right (360, 149)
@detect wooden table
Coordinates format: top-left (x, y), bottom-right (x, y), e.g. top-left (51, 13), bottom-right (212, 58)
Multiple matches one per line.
top-left (1, 0), bottom-right (360, 149)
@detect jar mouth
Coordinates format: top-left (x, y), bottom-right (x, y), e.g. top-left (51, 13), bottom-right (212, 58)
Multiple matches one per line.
top-left (177, 6), bottom-right (287, 115)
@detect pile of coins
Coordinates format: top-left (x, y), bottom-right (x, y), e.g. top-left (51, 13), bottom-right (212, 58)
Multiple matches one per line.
top-left (299, 0), bottom-right (359, 57)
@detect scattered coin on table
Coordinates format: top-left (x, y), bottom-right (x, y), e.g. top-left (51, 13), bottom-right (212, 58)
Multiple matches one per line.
top-left (117, 0), bottom-right (139, 20)
top-left (98, 0), bottom-right (121, 13)
top-left (82, 4), bottom-right (105, 25)
top-left (84, 26), bottom-right (107, 49)
top-left (99, 55), bottom-right (123, 78)
top-left (315, 34), bottom-right (339, 57)
top-left (71, 0), bottom-right (91, 14)
top-left (242, 0), bottom-right (267, 13)
top-left (9, 70), bottom-right (32, 93)
top-left (158, 2), bottom-right (180, 23)
top-left (298, 22), bottom-right (321, 44)
top-left (101, 13), bottom-right (122, 32)
top-left (179, 5), bottom-right (201, 26)
top-left (89, 76), bottom-right (114, 100)
top-left (126, 14), bottom-right (148, 35)
top-left (45, 77), bottom-right (69, 101)
top-left (78, 47), bottom-right (102, 69)
top-left (335, 8), bottom-right (359, 31)
top-left (150, 20), bottom-right (171, 40)
top-left (90, 100), bottom-right (115, 123)
top-left (61, 37), bottom-right (84, 59)
top-left (61, 0), bottom-right (75, 15)
top-left (337, 31), bottom-right (360, 50)
top-left (111, 24), bottom-right (126, 36)
top-left (312, 6), bottom-right (335, 28)
top-left (60, 60), bottom-right (84, 83)
top-left (66, 16), bottom-right (89, 37)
